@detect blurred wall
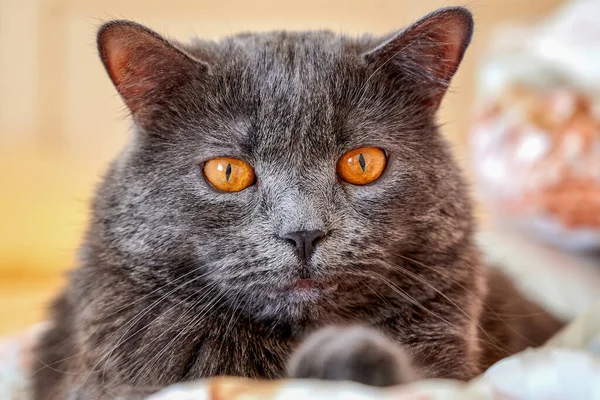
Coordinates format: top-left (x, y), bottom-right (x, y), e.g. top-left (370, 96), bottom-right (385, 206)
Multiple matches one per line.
top-left (0, 0), bottom-right (563, 334)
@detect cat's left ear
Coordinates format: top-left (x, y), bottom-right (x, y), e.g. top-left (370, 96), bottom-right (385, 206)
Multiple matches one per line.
top-left (363, 7), bottom-right (473, 109)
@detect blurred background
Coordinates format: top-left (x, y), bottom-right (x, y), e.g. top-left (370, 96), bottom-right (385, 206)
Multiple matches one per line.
top-left (1, 0), bottom-right (599, 336)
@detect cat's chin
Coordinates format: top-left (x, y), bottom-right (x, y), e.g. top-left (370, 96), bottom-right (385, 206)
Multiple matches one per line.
top-left (249, 280), bottom-right (339, 322)
top-left (268, 279), bottom-right (339, 299)
top-left (271, 281), bottom-right (338, 306)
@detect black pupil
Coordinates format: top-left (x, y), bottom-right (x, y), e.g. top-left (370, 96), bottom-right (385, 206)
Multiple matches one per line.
top-left (358, 153), bottom-right (366, 172)
top-left (225, 163), bottom-right (232, 181)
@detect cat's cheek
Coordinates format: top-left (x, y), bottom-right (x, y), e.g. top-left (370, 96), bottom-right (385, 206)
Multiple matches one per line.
top-left (183, 168), bottom-right (261, 228)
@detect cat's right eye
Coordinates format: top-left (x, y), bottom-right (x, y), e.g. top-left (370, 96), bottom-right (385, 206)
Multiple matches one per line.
top-left (203, 157), bottom-right (255, 192)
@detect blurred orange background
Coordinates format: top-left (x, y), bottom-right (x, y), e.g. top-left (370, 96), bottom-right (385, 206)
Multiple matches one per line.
top-left (0, 0), bottom-right (564, 336)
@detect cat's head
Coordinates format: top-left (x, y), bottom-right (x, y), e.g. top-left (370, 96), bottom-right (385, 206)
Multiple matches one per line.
top-left (91, 7), bottom-right (475, 325)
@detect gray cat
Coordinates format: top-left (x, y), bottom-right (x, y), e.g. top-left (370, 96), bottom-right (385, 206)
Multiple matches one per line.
top-left (33, 7), bottom-right (563, 399)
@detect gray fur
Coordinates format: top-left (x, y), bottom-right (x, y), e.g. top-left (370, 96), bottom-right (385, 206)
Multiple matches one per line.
top-left (32, 7), bottom-right (562, 399)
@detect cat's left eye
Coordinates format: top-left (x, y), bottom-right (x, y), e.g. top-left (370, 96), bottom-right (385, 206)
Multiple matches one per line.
top-left (203, 157), bottom-right (255, 192)
top-left (337, 147), bottom-right (387, 185)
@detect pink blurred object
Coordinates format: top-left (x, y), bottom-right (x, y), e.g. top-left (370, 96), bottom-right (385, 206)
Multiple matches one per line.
top-left (471, 0), bottom-right (600, 252)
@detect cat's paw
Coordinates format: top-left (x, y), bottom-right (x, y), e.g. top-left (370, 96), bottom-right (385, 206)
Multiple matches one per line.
top-left (287, 326), bottom-right (417, 387)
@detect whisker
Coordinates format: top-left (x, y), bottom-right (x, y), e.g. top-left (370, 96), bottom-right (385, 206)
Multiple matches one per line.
top-left (380, 253), bottom-right (527, 355)
top-left (346, 270), bottom-right (460, 331)
top-left (80, 273), bottom-right (211, 386)
top-left (138, 288), bottom-right (227, 383)
top-left (389, 248), bottom-right (550, 318)
top-left (31, 267), bottom-right (213, 376)
top-left (92, 266), bottom-right (210, 324)
top-left (132, 284), bottom-right (220, 357)
top-left (102, 284), bottom-right (222, 381)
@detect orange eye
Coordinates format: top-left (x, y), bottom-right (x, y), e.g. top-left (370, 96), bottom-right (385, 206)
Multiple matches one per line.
top-left (203, 157), bottom-right (255, 192)
top-left (337, 147), bottom-right (386, 185)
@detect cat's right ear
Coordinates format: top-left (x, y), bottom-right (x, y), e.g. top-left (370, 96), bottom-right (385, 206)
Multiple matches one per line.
top-left (97, 20), bottom-right (208, 117)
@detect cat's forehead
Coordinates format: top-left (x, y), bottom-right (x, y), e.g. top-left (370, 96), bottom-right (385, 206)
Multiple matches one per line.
top-left (188, 31), bottom-right (373, 78)
top-left (186, 33), bottom-right (373, 150)
top-left (181, 31), bottom-right (417, 163)
top-left (226, 30), bottom-right (342, 49)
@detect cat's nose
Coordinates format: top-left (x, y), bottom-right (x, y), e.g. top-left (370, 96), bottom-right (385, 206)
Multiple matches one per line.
top-left (282, 230), bottom-right (326, 263)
